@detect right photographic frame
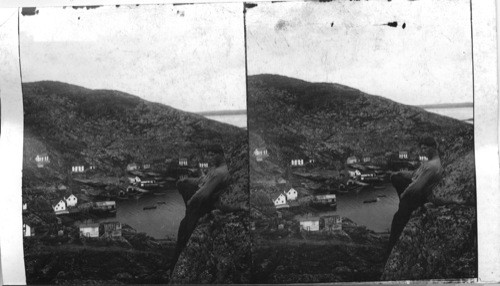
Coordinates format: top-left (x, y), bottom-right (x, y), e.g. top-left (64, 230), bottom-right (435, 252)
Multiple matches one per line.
top-left (246, 1), bottom-right (476, 282)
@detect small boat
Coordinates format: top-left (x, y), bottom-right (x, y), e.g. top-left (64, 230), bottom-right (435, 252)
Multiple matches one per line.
top-left (363, 198), bottom-right (380, 204)
top-left (157, 201), bottom-right (166, 205)
top-left (143, 206), bottom-right (157, 210)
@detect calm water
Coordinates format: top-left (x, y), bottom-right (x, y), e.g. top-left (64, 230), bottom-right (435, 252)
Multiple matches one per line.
top-left (100, 189), bottom-right (185, 239)
top-left (204, 114), bottom-right (247, 128)
top-left (424, 107), bottom-right (473, 123)
top-left (301, 184), bottom-right (399, 233)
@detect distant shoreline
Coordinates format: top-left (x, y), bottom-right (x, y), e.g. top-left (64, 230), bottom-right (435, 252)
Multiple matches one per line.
top-left (416, 102), bottom-right (473, 109)
top-left (196, 109), bottom-right (247, 116)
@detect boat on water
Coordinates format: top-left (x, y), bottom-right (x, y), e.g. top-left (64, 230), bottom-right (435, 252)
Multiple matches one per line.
top-left (143, 206), bottom-right (157, 210)
top-left (157, 201), bottom-right (166, 205)
top-left (363, 198), bottom-right (380, 204)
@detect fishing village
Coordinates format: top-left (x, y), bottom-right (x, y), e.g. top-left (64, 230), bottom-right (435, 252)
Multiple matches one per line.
top-left (251, 144), bottom-right (427, 234)
top-left (23, 152), bottom-right (211, 243)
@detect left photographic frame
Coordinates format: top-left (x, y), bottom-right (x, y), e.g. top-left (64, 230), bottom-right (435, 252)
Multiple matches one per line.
top-left (12, 3), bottom-right (249, 284)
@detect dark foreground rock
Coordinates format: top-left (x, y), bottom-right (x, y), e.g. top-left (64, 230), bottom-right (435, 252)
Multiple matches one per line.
top-left (170, 212), bottom-right (251, 283)
top-left (429, 151), bottom-right (476, 206)
top-left (170, 134), bottom-right (251, 283)
top-left (382, 152), bottom-right (476, 280)
top-left (382, 204), bottom-right (476, 280)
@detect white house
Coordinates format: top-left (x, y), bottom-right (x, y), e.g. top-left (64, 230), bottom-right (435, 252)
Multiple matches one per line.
top-left (35, 153), bottom-right (50, 168)
top-left (65, 194), bottom-right (78, 207)
top-left (143, 163), bottom-right (151, 169)
top-left (291, 159), bottom-right (304, 166)
top-left (285, 188), bottom-right (298, 201)
top-left (273, 193), bottom-right (287, 207)
top-left (179, 158), bottom-right (188, 166)
top-left (254, 148), bottom-right (269, 162)
top-left (399, 151), bottom-right (409, 159)
top-left (127, 176), bottom-right (142, 184)
top-left (126, 163), bottom-right (139, 171)
top-left (299, 216), bottom-right (320, 232)
top-left (52, 199), bottom-right (67, 212)
top-left (22, 203), bottom-right (27, 211)
top-left (199, 162), bottom-right (208, 168)
top-left (419, 155), bottom-right (428, 161)
top-left (277, 178), bottom-right (287, 184)
top-left (72, 165), bottom-right (85, 173)
top-left (346, 156), bottom-right (359, 165)
top-left (23, 223), bottom-right (33, 237)
top-left (348, 169), bottom-right (361, 178)
top-left (79, 223), bottom-right (100, 238)
top-left (362, 156), bottom-right (371, 163)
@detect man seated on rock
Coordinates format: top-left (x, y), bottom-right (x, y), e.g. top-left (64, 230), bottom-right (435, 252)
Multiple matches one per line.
top-left (168, 144), bottom-right (231, 274)
top-left (388, 136), bottom-right (444, 253)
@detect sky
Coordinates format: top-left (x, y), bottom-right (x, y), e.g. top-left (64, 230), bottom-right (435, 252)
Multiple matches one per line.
top-left (246, 0), bottom-right (473, 106)
top-left (19, 4), bottom-right (246, 113)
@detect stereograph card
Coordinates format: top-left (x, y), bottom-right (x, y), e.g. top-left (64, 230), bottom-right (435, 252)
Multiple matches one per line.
top-left (0, 0), bottom-right (498, 284)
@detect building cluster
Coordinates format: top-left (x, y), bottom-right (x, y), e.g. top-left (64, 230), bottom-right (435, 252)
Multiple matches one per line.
top-left (51, 194), bottom-right (79, 215)
top-left (49, 194), bottom-right (116, 217)
top-left (298, 214), bottom-right (342, 232)
top-left (34, 153), bottom-right (98, 174)
top-left (79, 221), bottom-right (122, 238)
top-left (272, 188), bottom-right (298, 209)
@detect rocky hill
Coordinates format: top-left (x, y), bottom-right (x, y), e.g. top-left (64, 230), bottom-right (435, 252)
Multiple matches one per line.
top-left (23, 81), bottom-right (244, 184)
top-left (248, 74), bottom-right (473, 167)
top-left (248, 74), bottom-right (476, 281)
top-left (22, 81), bottom-right (250, 283)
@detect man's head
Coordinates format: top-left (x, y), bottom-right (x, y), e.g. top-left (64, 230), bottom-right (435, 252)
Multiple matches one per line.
top-left (419, 136), bottom-right (438, 159)
top-left (204, 144), bottom-right (225, 167)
